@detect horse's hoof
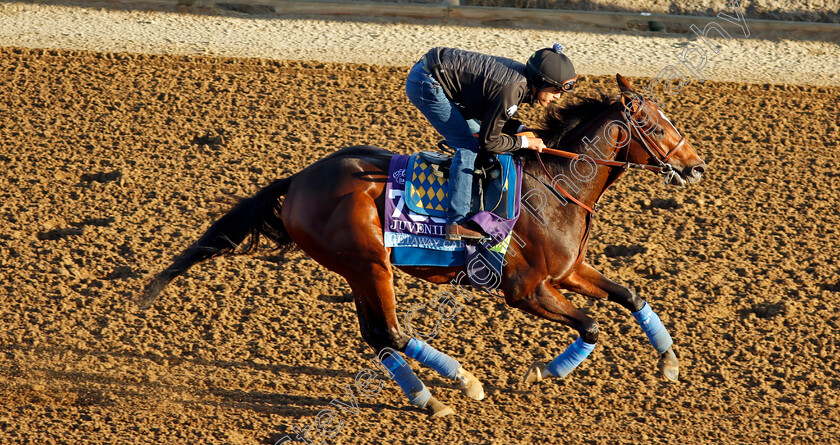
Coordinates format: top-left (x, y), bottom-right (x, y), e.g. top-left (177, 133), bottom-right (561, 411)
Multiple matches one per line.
top-left (456, 368), bottom-right (485, 401)
top-left (659, 348), bottom-right (679, 382)
top-left (136, 278), bottom-right (166, 310)
top-left (136, 297), bottom-right (154, 310)
top-left (523, 361), bottom-right (550, 384)
top-left (426, 395), bottom-right (455, 418)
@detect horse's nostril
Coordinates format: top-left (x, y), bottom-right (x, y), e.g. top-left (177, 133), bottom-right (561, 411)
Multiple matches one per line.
top-left (691, 165), bottom-right (706, 176)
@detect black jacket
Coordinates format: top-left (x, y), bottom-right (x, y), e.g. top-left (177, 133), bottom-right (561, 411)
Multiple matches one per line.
top-left (423, 47), bottom-right (533, 153)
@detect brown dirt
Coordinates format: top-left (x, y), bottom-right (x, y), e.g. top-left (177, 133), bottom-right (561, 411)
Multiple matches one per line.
top-left (0, 46), bottom-right (838, 444)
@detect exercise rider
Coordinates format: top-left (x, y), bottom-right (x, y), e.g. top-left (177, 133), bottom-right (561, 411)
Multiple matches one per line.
top-left (405, 44), bottom-right (578, 241)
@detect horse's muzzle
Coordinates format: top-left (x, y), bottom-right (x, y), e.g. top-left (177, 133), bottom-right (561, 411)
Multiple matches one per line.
top-left (685, 162), bottom-right (706, 185)
top-left (663, 162), bottom-right (705, 187)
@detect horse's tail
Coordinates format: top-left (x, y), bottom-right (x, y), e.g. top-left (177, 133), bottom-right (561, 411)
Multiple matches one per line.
top-left (137, 175), bottom-right (297, 309)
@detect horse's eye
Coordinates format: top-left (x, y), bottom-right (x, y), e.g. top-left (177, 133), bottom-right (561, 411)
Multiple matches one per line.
top-left (654, 127), bottom-right (665, 136)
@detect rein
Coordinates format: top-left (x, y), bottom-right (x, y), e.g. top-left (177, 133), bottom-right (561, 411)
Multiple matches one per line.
top-left (533, 152), bottom-right (596, 213)
top-left (529, 95), bottom-right (684, 215)
top-left (539, 146), bottom-right (667, 173)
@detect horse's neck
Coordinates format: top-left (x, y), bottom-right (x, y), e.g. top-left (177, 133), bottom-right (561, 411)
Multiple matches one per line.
top-left (536, 118), bottom-right (623, 210)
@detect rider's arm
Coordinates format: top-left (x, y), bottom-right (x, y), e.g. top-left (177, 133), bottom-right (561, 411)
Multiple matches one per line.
top-left (478, 85), bottom-right (528, 154)
top-left (502, 119), bottom-right (526, 136)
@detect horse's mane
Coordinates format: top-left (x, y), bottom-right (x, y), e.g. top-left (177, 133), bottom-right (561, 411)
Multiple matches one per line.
top-left (536, 91), bottom-right (620, 152)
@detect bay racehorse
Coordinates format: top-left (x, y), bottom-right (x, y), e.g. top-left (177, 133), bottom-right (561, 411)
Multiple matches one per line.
top-left (138, 75), bottom-right (705, 416)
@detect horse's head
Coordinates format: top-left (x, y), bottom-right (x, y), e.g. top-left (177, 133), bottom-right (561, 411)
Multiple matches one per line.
top-left (615, 74), bottom-right (706, 186)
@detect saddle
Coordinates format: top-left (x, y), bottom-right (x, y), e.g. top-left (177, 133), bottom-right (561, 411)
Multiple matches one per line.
top-left (384, 150), bottom-right (522, 282)
top-left (427, 140), bottom-right (502, 182)
top-left (407, 149), bottom-right (516, 220)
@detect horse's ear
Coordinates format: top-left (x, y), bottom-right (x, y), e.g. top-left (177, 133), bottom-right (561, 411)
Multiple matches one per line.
top-left (616, 74), bottom-right (634, 94)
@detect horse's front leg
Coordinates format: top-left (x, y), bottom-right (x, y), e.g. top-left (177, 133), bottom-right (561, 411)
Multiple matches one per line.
top-left (504, 280), bottom-right (600, 384)
top-left (558, 261), bottom-right (679, 382)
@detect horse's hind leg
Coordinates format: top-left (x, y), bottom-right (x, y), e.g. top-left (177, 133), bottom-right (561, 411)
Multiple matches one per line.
top-left (364, 270), bottom-right (484, 402)
top-left (558, 262), bottom-right (679, 381)
top-left (402, 337), bottom-right (485, 402)
top-left (338, 257), bottom-right (483, 410)
top-left (281, 159), bottom-right (479, 413)
top-left (340, 261), bottom-right (459, 417)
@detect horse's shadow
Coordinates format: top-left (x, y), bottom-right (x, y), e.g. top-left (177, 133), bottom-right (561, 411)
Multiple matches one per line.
top-left (317, 293), bottom-right (355, 304)
top-left (11, 343), bottom-right (404, 417)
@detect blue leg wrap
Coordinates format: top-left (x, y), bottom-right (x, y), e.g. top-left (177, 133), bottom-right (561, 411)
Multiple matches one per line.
top-left (381, 352), bottom-right (431, 408)
top-left (404, 338), bottom-right (460, 380)
top-left (632, 301), bottom-right (673, 354)
top-left (546, 337), bottom-right (596, 378)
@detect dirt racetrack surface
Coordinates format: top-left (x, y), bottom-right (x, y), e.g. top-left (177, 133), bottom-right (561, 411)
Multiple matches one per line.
top-left (0, 46), bottom-right (838, 444)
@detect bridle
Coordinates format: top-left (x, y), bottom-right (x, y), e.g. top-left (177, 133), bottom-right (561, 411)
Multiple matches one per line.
top-left (531, 94), bottom-right (687, 214)
top-left (619, 93), bottom-right (687, 176)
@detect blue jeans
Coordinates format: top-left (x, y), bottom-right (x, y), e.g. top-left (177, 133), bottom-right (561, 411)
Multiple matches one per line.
top-left (405, 61), bottom-right (480, 224)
